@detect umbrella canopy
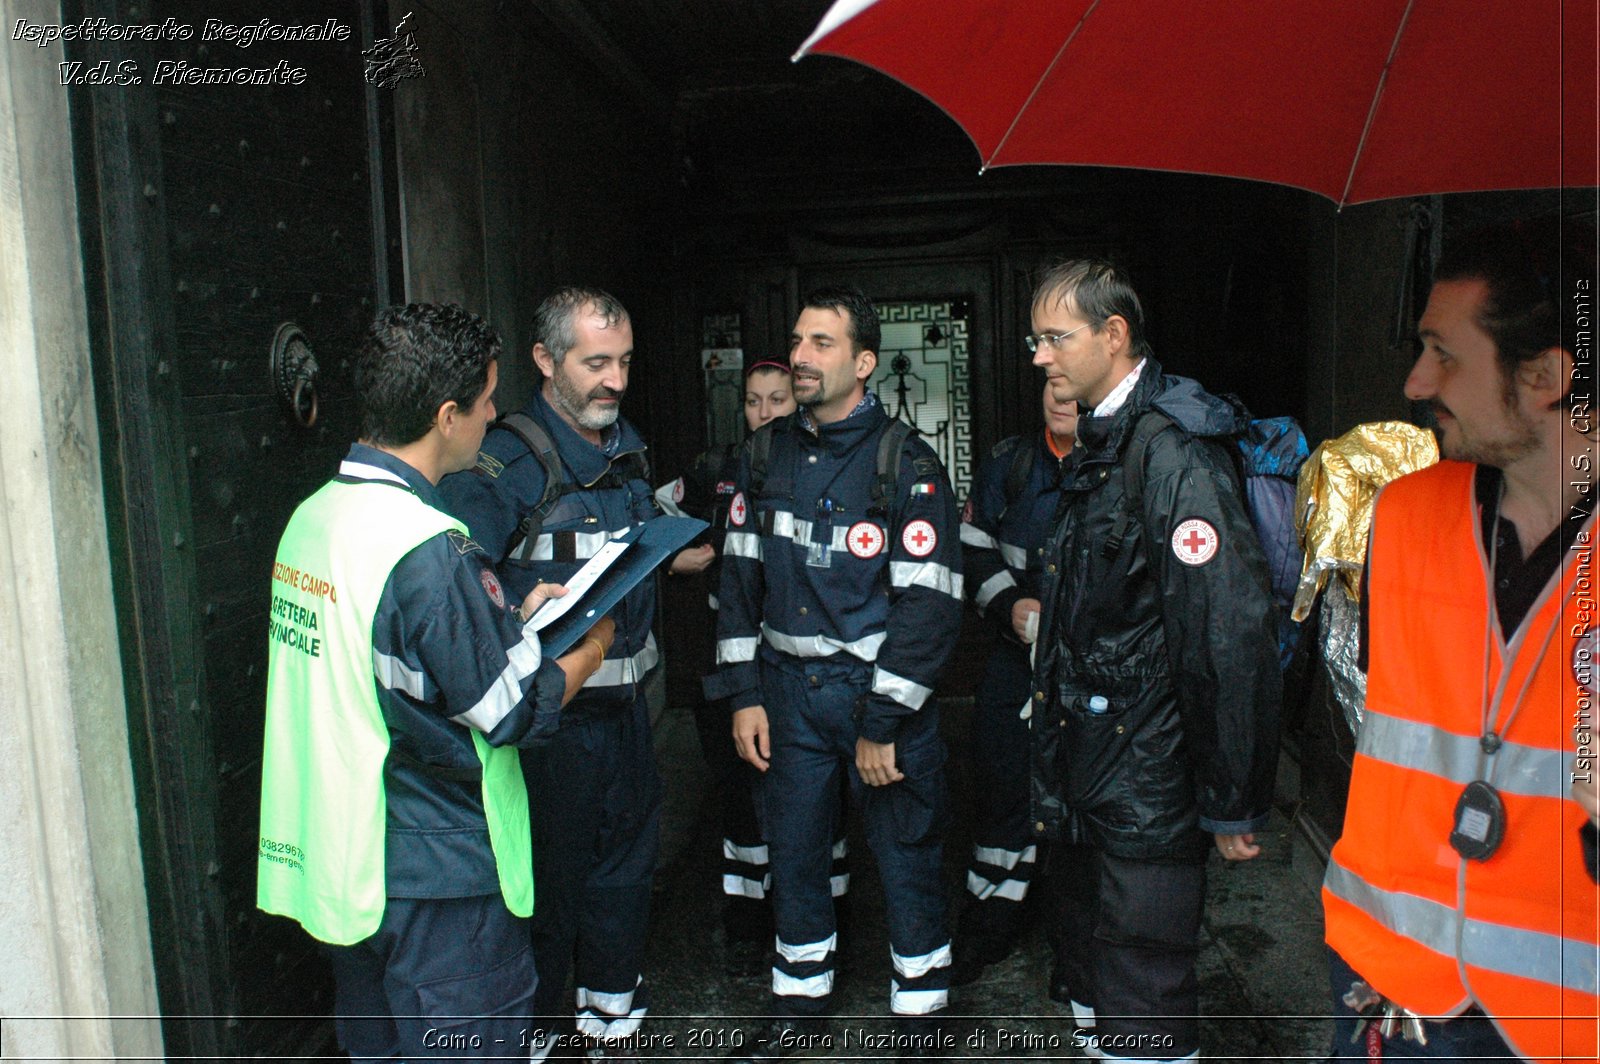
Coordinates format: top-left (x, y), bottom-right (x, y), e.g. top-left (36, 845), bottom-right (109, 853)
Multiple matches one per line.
top-left (795, 0), bottom-right (1596, 207)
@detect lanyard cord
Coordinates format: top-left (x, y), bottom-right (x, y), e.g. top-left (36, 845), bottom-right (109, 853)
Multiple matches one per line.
top-left (1478, 481), bottom-right (1581, 779)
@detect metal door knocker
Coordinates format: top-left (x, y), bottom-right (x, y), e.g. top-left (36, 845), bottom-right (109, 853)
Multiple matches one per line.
top-left (269, 322), bottom-right (319, 427)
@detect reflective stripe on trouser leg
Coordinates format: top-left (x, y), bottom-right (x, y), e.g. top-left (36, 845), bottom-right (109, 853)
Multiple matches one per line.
top-left (961, 642), bottom-right (1036, 949)
top-left (529, 692), bottom-right (660, 1031)
top-left (863, 711), bottom-right (951, 1016)
top-left (759, 655), bottom-right (859, 1016)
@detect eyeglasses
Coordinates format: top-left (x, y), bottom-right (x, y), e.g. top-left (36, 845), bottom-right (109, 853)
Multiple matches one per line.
top-left (1024, 322), bottom-right (1091, 353)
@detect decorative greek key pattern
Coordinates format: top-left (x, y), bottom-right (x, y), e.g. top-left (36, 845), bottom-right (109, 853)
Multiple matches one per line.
top-left (874, 301), bottom-right (972, 498)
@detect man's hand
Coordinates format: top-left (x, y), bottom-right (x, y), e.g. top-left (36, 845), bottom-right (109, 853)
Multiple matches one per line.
top-left (517, 580), bottom-right (568, 623)
top-left (1214, 832), bottom-right (1261, 862)
top-left (669, 544), bottom-right (716, 575)
top-left (1574, 771), bottom-right (1600, 827)
top-left (1011, 597), bottom-right (1042, 643)
top-left (856, 738), bottom-right (905, 787)
top-left (733, 705), bottom-right (771, 772)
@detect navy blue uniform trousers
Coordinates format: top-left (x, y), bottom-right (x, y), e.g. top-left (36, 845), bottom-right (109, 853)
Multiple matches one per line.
top-left (523, 691), bottom-right (661, 1041)
top-left (326, 894), bottom-right (535, 1063)
top-left (759, 650), bottom-right (950, 1016)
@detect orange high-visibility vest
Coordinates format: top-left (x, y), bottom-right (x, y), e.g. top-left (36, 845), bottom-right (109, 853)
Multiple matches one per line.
top-left (1324, 460), bottom-right (1599, 1063)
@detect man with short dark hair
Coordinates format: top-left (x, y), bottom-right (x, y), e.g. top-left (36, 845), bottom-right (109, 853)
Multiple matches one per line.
top-left (1027, 260), bottom-right (1281, 1062)
top-left (716, 286), bottom-right (964, 1056)
top-left (1323, 222), bottom-right (1599, 1063)
top-left (441, 287), bottom-right (667, 1059)
top-left (257, 302), bottom-right (610, 1062)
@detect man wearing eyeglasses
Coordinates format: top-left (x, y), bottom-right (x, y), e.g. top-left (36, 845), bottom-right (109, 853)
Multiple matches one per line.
top-left (1025, 260), bottom-right (1281, 1063)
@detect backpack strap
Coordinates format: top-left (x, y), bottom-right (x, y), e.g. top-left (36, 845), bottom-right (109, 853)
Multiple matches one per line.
top-left (1102, 411), bottom-right (1174, 559)
top-left (494, 412), bottom-right (565, 561)
top-left (873, 418), bottom-right (916, 518)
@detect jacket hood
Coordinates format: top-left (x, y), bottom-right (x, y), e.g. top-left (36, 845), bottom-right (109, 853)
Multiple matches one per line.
top-left (1077, 358), bottom-right (1247, 462)
top-left (1146, 370), bottom-right (1250, 439)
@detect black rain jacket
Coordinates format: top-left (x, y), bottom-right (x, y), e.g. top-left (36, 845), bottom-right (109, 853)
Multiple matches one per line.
top-left (1030, 359), bottom-right (1282, 861)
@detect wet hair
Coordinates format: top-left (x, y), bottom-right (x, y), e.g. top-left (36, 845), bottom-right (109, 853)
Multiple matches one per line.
top-left (801, 285), bottom-right (881, 355)
top-left (1032, 258), bottom-right (1150, 359)
top-left (355, 302), bottom-right (500, 446)
top-left (1433, 220), bottom-right (1596, 395)
top-left (532, 286), bottom-right (630, 365)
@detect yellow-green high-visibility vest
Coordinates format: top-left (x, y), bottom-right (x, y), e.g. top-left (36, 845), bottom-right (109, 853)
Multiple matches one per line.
top-left (257, 474), bottom-right (533, 945)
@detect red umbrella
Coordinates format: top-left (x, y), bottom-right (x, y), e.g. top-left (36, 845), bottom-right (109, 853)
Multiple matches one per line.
top-left (794, 0), bottom-right (1597, 207)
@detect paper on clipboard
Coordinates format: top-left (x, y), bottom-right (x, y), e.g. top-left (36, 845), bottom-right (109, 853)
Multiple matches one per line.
top-left (526, 539), bottom-right (632, 632)
top-left (523, 515), bottom-right (708, 658)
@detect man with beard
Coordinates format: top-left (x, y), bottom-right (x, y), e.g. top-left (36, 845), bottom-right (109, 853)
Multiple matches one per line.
top-left (1323, 222), bottom-right (1598, 1063)
top-left (442, 287), bottom-right (679, 1060)
top-left (716, 286), bottom-right (963, 1058)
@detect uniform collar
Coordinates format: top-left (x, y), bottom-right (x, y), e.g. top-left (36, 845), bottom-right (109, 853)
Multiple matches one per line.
top-left (526, 389), bottom-right (647, 485)
top-left (1075, 357), bottom-right (1165, 464)
top-left (794, 391), bottom-right (887, 453)
top-left (341, 443), bottom-right (444, 508)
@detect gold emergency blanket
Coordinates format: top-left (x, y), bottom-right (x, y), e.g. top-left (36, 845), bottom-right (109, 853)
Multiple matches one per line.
top-left (1295, 421), bottom-right (1438, 735)
top-left (1292, 421), bottom-right (1439, 621)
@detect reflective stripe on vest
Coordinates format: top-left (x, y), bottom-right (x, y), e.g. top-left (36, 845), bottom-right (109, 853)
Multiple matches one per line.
top-left (1323, 461), bottom-right (1598, 1063)
top-left (258, 477), bottom-right (533, 944)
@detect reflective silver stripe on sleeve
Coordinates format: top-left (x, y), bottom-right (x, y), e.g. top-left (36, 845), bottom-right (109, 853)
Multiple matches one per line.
top-left (372, 650), bottom-right (429, 700)
top-left (872, 667), bottom-right (933, 710)
top-left (584, 634), bottom-right (660, 688)
top-left (1324, 859), bottom-right (1599, 995)
top-left (761, 623), bottom-right (886, 662)
top-left (892, 943), bottom-right (952, 980)
top-left (451, 634), bottom-right (543, 732)
top-left (723, 531), bottom-right (763, 561)
top-left (998, 541), bottom-right (1027, 569)
top-left (960, 522), bottom-right (998, 549)
top-left (974, 569), bottom-right (1018, 609)
top-left (717, 636), bottom-right (760, 664)
top-left (890, 560), bottom-right (963, 599)
top-left (525, 526), bottom-right (631, 562)
top-left (1358, 710), bottom-right (1571, 799)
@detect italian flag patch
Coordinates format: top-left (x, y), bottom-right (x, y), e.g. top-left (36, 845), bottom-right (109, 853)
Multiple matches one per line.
top-left (910, 482), bottom-right (936, 495)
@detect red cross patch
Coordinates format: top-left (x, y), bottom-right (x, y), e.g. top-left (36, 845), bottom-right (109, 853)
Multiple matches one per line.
top-left (479, 567), bottom-right (506, 609)
top-left (729, 491), bottom-right (749, 527)
top-left (671, 477), bottom-right (686, 504)
top-left (848, 521), bottom-right (886, 559)
top-left (902, 518), bottom-right (938, 558)
top-left (1574, 626), bottom-right (1600, 696)
top-left (1170, 518), bottom-right (1219, 566)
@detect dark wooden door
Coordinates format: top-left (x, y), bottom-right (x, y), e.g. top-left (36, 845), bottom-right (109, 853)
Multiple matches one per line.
top-left (73, 0), bottom-right (393, 1055)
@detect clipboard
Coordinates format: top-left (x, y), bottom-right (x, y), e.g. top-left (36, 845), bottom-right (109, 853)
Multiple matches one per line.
top-left (527, 515), bottom-right (707, 657)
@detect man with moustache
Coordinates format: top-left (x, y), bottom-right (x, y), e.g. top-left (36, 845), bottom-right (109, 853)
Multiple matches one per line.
top-left (441, 287), bottom-right (672, 1060)
top-left (716, 286), bottom-right (963, 1057)
top-left (1027, 259), bottom-right (1281, 1062)
top-left (951, 382), bottom-right (1076, 988)
top-left (1323, 222), bottom-right (1598, 1063)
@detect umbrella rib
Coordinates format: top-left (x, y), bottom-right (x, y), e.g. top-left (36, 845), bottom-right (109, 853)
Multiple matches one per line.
top-left (986, 0), bottom-right (1105, 171)
top-left (1340, 0), bottom-right (1418, 208)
